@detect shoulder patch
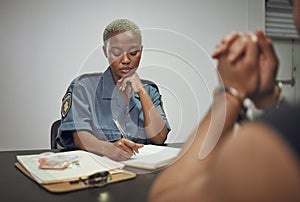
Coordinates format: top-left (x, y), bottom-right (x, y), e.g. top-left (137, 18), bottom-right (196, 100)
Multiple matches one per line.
top-left (61, 92), bottom-right (72, 118)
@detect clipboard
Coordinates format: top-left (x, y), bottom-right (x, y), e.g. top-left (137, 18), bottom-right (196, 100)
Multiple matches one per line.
top-left (15, 162), bottom-right (136, 193)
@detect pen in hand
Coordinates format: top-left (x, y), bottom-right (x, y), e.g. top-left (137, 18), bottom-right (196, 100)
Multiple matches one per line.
top-left (113, 118), bottom-right (137, 156)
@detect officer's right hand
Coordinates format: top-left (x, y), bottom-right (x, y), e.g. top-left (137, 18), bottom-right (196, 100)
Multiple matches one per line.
top-left (113, 138), bottom-right (143, 156)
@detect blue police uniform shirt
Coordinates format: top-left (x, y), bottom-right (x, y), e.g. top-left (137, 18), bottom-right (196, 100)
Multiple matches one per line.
top-left (57, 67), bottom-right (171, 148)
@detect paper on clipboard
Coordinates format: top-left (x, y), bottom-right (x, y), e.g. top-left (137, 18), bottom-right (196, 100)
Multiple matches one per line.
top-left (16, 150), bottom-right (124, 184)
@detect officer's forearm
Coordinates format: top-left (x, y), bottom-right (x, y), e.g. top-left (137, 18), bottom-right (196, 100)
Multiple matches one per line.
top-left (73, 131), bottom-right (131, 161)
top-left (137, 88), bottom-right (168, 144)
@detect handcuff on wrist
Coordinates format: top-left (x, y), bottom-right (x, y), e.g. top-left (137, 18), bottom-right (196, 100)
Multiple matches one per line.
top-left (214, 86), bottom-right (248, 121)
top-left (214, 86), bottom-right (244, 105)
top-left (274, 80), bottom-right (284, 109)
top-left (261, 81), bottom-right (284, 111)
top-left (214, 81), bottom-right (284, 122)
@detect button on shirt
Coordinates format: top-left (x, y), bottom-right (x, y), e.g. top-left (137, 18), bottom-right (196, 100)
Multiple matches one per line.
top-left (57, 67), bottom-right (171, 149)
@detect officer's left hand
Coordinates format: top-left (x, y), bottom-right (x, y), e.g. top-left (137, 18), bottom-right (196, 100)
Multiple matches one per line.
top-left (118, 68), bottom-right (144, 93)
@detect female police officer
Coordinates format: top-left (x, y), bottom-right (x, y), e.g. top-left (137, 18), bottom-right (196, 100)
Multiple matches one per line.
top-left (57, 19), bottom-right (170, 161)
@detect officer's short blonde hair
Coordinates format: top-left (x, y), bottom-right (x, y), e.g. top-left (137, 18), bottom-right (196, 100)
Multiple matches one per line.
top-left (103, 19), bottom-right (142, 46)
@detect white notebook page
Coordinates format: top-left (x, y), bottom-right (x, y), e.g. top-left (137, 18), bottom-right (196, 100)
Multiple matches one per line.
top-left (121, 145), bottom-right (181, 170)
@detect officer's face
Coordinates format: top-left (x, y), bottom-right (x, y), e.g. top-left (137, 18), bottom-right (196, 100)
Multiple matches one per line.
top-left (103, 31), bottom-right (142, 83)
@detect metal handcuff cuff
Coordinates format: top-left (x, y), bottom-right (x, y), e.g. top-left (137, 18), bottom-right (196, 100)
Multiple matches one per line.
top-left (214, 81), bottom-right (284, 122)
top-left (214, 86), bottom-right (248, 121)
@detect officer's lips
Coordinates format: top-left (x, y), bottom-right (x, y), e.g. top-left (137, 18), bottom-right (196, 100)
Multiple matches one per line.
top-left (120, 67), bottom-right (134, 74)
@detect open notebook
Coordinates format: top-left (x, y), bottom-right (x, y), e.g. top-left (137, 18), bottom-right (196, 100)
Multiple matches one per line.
top-left (122, 145), bottom-right (181, 170)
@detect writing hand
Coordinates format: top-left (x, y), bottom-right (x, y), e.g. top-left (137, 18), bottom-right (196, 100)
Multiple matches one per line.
top-left (113, 138), bottom-right (144, 156)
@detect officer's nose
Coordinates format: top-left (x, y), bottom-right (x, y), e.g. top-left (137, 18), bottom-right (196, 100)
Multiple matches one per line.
top-left (121, 53), bottom-right (130, 64)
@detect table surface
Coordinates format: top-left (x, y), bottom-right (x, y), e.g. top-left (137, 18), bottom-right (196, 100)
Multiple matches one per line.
top-left (0, 149), bottom-right (164, 202)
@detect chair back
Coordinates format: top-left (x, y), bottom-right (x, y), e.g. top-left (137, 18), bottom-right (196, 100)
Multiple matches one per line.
top-left (50, 119), bottom-right (61, 149)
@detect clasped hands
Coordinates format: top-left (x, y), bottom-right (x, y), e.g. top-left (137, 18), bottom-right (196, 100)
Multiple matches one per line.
top-left (212, 29), bottom-right (280, 109)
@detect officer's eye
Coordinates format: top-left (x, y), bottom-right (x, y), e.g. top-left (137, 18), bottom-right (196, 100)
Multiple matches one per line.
top-left (129, 51), bottom-right (138, 56)
top-left (112, 52), bottom-right (121, 57)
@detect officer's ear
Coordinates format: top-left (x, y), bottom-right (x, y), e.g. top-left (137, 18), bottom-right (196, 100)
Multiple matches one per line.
top-left (103, 45), bottom-right (108, 58)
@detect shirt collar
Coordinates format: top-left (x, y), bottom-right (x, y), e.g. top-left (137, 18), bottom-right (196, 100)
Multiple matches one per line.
top-left (102, 67), bottom-right (116, 99)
